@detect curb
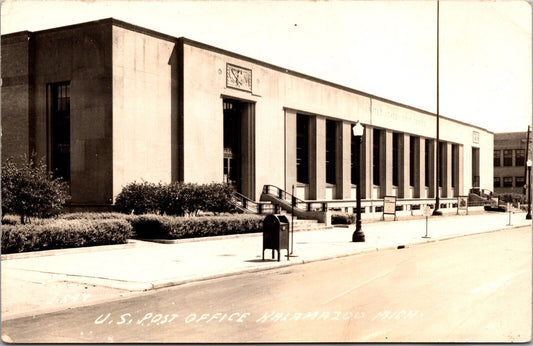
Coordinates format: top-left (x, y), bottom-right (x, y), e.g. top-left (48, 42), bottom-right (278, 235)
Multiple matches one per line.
top-left (2, 223), bottom-right (530, 321)
top-left (0, 241), bottom-right (139, 261)
top-left (128, 224), bottom-right (533, 290)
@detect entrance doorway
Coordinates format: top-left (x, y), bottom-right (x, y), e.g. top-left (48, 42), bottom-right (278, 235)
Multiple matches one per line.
top-left (223, 98), bottom-right (255, 199)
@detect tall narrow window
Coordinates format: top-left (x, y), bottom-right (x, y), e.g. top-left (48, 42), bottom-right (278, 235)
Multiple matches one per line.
top-left (325, 120), bottom-right (336, 184)
top-left (451, 144), bottom-right (457, 188)
top-left (392, 133), bottom-right (399, 186)
top-left (503, 149), bottom-right (513, 166)
top-left (351, 131), bottom-right (357, 185)
top-left (409, 136), bottom-right (416, 186)
top-left (439, 141), bottom-right (445, 188)
top-left (494, 177), bottom-right (501, 188)
top-left (373, 129), bottom-right (381, 186)
top-left (515, 149), bottom-right (525, 167)
top-left (472, 147), bottom-right (480, 188)
top-left (516, 176), bottom-right (525, 188)
top-left (503, 176), bottom-right (513, 188)
top-left (223, 100), bottom-right (241, 190)
top-left (494, 150), bottom-right (501, 167)
top-left (424, 140), bottom-right (430, 187)
top-left (49, 82), bottom-right (71, 181)
top-left (296, 114), bottom-right (309, 184)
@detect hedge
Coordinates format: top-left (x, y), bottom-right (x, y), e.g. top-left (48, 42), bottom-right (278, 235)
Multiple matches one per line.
top-left (1, 212), bottom-right (263, 253)
top-left (1, 212), bottom-right (130, 225)
top-left (114, 181), bottom-right (236, 216)
top-left (130, 214), bottom-right (264, 239)
top-left (496, 193), bottom-right (527, 205)
top-left (114, 181), bottom-right (162, 215)
top-left (331, 212), bottom-right (356, 225)
top-left (1, 219), bottom-right (132, 254)
top-left (57, 212), bottom-right (132, 221)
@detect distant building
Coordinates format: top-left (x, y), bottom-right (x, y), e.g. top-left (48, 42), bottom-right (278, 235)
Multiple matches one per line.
top-left (1, 18), bottom-right (494, 210)
top-left (493, 131), bottom-right (531, 195)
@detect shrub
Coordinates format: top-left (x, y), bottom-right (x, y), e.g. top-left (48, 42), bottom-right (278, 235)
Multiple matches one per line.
top-left (130, 214), bottom-right (264, 239)
top-left (158, 182), bottom-right (185, 216)
top-left (114, 181), bottom-right (162, 215)
top-left (1, 156), bottom-right (69, 224)
top-left (114, 181), bottom-right (237, 216)
top-left (202, 183), bottom-right (236, 214)
top-left (173, 182), bottom-right (203, 216)
top-left (331, 212), bottom-right (356, 225)
top-left (1, 219), bottom-right (132, 254)
top-left (496, 193), bottom-right (527, 205)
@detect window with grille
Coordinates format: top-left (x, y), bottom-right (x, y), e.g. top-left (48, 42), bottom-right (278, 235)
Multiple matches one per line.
top-left (325, 120), bottom-right (337, 185)
top-left (515, 149), bottom-right (525, 167)
top-left (392, 133), bottom-right (399, 186)
top-left (424, 140), bottom-right (430, 187)
top-left (373, 129), bottom-right (381, 185)
top-left (48, 82), bottom-right (71, 181)
top-left (451, 144), bottom-right (457, 188)
top-left (494, 150), bottom-right (501, 167)
top-left (296, 114), bottom-right (309, 184)
top-left (503, 150), bottom-right (513, 166)
top-left (409, 136), bottom-right (416, 186)
top-left (351, 127), bottom-right (360, 185)
top-left (439, 142), bottom-right (445, 188)
top-left (503, 176), bottom-right (513, 187)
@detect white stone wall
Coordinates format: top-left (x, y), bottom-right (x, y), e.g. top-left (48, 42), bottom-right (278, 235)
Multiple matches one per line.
top-left (112, 26), bottom-right (175, 199)
top-left (182, 41), bottom-right (493, 200)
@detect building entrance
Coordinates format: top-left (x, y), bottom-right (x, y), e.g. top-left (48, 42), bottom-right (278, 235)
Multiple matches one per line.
top-left (223, 98), bottom-right (255, 199)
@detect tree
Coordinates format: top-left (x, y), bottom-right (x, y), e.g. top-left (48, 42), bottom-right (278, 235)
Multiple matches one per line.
top-left (1, 156), bottom-right (70, 224)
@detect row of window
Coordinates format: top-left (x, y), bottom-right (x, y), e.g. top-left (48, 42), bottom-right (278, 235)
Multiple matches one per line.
top-left (494, 176), bottom-right (525, 188)
top-left (494, 149), bottom-right (525, 167)
top-left (296, 114), bottom-right (459, 188)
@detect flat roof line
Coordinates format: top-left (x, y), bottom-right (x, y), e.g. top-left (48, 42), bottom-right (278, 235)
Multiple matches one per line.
top-left (1, 17), bottom-right (492, 134)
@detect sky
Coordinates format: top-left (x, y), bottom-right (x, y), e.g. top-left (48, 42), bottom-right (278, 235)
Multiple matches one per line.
top-left (1, 0), bottom-right (531, 133)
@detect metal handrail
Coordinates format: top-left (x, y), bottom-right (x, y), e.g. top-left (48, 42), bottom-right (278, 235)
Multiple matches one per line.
top-left (263, 185), bottom-right (487, 212)
top-left (233, 192), bottom-right (279, 214)
top-left (262, 185), bottom-right (328, 212)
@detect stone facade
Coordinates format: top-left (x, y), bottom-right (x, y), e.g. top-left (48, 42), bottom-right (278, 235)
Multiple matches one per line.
top-left (1, 18), bottom-right (494, 209)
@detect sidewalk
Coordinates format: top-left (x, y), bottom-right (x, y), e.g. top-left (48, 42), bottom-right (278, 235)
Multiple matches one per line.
top-left (2, 210), bottom-right (531, 321)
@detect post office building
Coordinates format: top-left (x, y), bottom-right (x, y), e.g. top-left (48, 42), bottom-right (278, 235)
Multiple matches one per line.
top-left (1, 19), bottom-right (493, 211)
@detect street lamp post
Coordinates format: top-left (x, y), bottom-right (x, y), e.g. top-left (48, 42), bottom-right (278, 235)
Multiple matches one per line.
top-left (352, 121), bottom-right (365, 242)
top-left (527, 159), bottom-right (532, 220)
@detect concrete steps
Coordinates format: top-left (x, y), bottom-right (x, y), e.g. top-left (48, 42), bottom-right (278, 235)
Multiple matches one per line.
top-left (233, 193), bottom-right (331, 232)
top-left (259, 204), bottom-right (331, 232)
top-left (285, 215), bottom-right (333, 232)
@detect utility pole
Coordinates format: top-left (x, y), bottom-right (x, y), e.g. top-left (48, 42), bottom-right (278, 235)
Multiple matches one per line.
top-left (523, 125), bottom-right (530, 195)
top-left (433, 0), bottom-right (442, 216)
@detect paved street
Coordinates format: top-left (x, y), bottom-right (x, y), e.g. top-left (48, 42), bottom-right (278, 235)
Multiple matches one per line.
top-left (2, 226), bottom-right (530, 343)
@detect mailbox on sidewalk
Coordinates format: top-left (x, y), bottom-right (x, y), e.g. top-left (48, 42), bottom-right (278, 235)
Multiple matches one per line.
top-left (262, 214), bottom-right (290, 261)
